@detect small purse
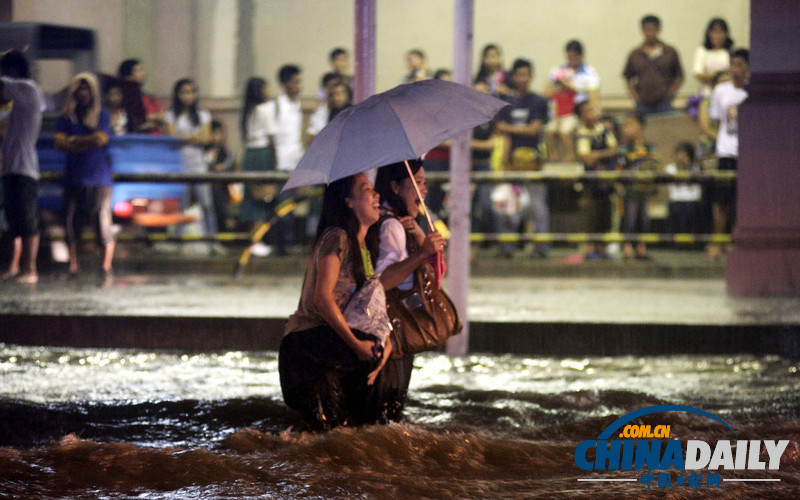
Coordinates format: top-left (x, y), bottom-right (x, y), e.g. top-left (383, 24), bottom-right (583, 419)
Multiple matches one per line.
top-left (342, 275), bottom-right (391, 343)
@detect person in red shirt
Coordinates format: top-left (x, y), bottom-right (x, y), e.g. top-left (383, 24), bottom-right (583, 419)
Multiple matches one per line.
top-left (117, 58), bottom-right (164, 134)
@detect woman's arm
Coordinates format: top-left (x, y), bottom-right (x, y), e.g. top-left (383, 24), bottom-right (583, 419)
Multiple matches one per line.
top-left (53, 131), bottom-right (108, 153)
top-left (367, 338), bottom-right (392, 386)
top-left (698, 100), bottom-right (718, 140)
top-left (165, 116), bottom-right (211, 146)
top-left (313, 253), bottom-right (375, 361)
top-left (377, 218), bottom-right (443, 291)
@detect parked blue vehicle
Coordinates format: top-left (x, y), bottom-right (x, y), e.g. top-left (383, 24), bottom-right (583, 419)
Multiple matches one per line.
top-left (38, 134), bottom-right (189, 222)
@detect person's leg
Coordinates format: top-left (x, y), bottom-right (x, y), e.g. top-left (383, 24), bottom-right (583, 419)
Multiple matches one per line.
top-left (14, 176), bottom-right (40, 282)
top-left (559, 115), bottom-right (577, 162)
top-left (95, 187), bottom-right (115, 273)
top-left (544, 122), bottom-right (560, 162)
top-left (636, 199), bottom-right (650, 257)
top-left (4, 175), bottom-right (39, 280)
top-left (3, 237), bottom-right (21, 279)
top-left (621, 198), bottom-right (637, 258)
top-left (527, 183), bottom-right (550, 257)
top-left (18, 234), bottom-right (39, 281)
top-left (64, 188), bottom-right (81, 274)
top-left (194, 183), bottom-right (217, 238)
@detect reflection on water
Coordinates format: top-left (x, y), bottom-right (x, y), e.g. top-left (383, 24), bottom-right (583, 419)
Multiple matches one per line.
top-left (1, 345), bottom-right (799, 498)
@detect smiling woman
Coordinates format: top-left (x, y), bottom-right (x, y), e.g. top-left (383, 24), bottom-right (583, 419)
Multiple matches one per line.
top-left (278, 173), bottom-right (400, 429)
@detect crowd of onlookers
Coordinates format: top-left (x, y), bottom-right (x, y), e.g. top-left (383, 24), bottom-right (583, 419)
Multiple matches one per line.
top-left (388, 14), bottom-right (748, 261)
top-left (0, 13), bottom-right (750, 284)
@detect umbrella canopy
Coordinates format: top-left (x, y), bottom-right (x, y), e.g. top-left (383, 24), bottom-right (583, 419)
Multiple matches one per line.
top-left (282, 79), bottom-right (508, 191)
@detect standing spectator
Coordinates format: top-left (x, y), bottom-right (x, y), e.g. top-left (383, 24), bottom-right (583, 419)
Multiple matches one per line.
top-left (308, 79), bottom-right (352, 142)
top-left (543, 40), bottom-right (601, 162)
top-left (204, 119), bottom-right (235, 235)
top-left (239, 76), bottom-right (277, 257)
top-left (706, 48), bottom-right (749, 261)
top-left (306, 79), bottom-right (353, 242)
top-left (474, 44), bottom-right (510, 97)
top-left (403, 49), bottom-right (431, 83)
top-left (693, 18), bottom-right (734, 97)
top-left (0, 50), bottom-right (44, 284)
top-left (470, 81), bottom-right (498, 236)
top-left (118, 58), bottom-right (164, 134)
top-left (575, 100), bottom-right (618, 259)
top-left (664, 141), bottom-right (703, 235)
top-left (104, 82), bottom-right (128, 135)
top-left (617, 113), bottom-right (659, 259)
top-left (495, 58), bottom-right (550, 258)
top-left (328, 48), bottom-right (352, 90)
top-left (267, 64), bottom-right (305, 252)
top-left (697, 70), bottom-right (730, 161)
top-left (269, 65), bottom-right (304, 174)
top-left (54, 73), bottom-right (115, 282)
top-left (315, 72), bottom-right (340, 104)
top-left (165, 78), bottom-right (222, 255)
top-left (623, 15), bottom-right (684, 116)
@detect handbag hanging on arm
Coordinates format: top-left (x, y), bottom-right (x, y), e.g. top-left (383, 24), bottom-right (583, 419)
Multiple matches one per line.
top-left (384, 221), bottom-right (463, 358)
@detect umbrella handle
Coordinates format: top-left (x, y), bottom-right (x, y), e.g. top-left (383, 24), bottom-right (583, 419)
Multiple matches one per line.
top-left (404, 160), bottom-right (436, 233)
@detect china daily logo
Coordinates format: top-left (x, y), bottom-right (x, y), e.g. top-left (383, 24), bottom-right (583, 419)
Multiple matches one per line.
top-left (574, 405), bottom-right (790, 490)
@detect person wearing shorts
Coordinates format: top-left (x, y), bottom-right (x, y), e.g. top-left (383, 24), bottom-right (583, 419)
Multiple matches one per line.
top-left (0, 50), bottom-right (44, 284)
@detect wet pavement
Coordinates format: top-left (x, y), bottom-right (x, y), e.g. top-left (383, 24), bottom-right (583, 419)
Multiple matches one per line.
top-left (1, 245), bottom-right (799, 355)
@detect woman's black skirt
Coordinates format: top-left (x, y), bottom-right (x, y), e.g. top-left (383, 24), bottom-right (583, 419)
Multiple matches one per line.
top-left (279, 325), bottom-right (414, 429)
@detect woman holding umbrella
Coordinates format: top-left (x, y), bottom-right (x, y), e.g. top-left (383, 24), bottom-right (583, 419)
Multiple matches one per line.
top-left (280, 173), bottom-right (390, 429)
top-left (370, 159), bottom-right (445, 421)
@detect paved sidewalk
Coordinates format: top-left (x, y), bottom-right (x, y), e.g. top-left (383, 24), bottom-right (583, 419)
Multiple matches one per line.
top-left (1, 247), bottom-right (798, 355)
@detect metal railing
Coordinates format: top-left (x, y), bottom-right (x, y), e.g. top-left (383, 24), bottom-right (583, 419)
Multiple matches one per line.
top-left (35, 169), bottom-right (735, 246)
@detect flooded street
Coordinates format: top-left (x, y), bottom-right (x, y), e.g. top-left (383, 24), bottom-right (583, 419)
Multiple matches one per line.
top-left (2, 345), bottom-right (799, 498)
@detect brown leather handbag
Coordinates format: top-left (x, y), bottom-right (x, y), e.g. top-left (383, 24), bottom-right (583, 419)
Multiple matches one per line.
top-left (385, 239), bottom-right (463, 358)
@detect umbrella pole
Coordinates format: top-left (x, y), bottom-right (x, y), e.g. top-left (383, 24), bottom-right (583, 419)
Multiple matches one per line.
top-left (404, 160), bottom-right (435, 231)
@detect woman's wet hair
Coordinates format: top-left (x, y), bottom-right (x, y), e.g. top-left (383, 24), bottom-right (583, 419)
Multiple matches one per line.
top-left (373, 159), bottom-right (423, 218)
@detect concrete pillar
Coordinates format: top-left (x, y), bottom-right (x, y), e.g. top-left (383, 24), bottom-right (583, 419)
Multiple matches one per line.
top-left (151, 0), bottom-right (196, 97)
top-left (196, 0), bottom-right (238, 97)
top-left (445, 0), bottom-right (473, 355)
top-left (727, 0), bottom-right (800, 296)
top-left (236, 0), bottom-right (255, 94)
top-left (353, 0), bottom-right (375, 103)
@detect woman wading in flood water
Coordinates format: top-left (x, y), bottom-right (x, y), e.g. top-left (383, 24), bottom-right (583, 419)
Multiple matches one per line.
top-left (279, 173), bottom-right (398, 429)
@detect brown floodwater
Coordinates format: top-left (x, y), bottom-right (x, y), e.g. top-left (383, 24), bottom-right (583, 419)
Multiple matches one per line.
top-left (1, 345), bottom-right (799, 498)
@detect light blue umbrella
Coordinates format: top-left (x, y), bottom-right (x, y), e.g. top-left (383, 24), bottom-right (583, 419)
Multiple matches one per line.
top-left (282, 79), bottom-right (508, 191)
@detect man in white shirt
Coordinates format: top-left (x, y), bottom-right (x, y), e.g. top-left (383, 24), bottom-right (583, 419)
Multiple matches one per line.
top-left (1, 51), bottom-right (44, 283)
top-left (269, 65), bottom-right (304, 172)
top-left (707, 48), bottom-right (749, 260)
top-left (267, 65), bottom-right (305, 253)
